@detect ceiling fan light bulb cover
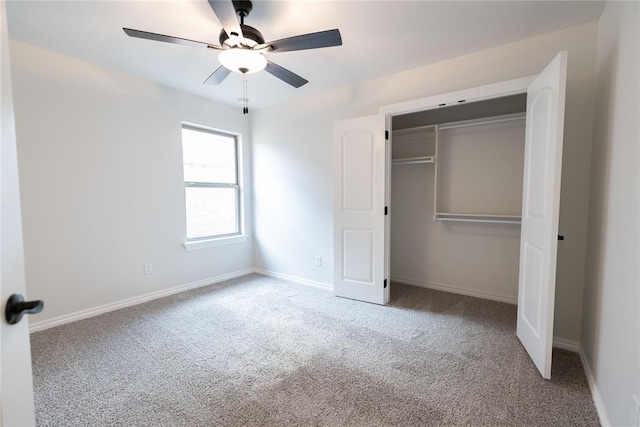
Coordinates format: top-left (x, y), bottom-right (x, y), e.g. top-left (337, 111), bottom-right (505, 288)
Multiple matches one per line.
top-left (219, 49), bottom-right (267, 74)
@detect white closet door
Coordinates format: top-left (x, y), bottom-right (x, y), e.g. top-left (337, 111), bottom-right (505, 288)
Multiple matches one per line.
top-left (333, 115), bottom-right (387, 304)
top-left (1, 1), bottom-right (38, 424)
top-left (517, 51), bottom-right (567, 379)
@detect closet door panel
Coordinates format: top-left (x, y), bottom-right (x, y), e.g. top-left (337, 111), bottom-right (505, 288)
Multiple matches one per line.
top-left (333, 115), bottom-right (386, 304)
top-left (342, 131), bottom-right (375, 212)
top-left (524, 88), bottom-right (553, 219)
top-left (342, 229), bottom-right (375, 284)
top-left (517, 51), bottom-right (567, 380)
top-left (521, 242), bottom-right (544, 335)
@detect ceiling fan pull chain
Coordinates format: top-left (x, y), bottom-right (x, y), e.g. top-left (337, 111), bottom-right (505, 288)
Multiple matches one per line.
top-left (243, 73), bottom-right (248, 114)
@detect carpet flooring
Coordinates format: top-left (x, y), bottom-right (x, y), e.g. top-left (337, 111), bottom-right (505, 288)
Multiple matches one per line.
top-left (30, 274), bottom-right (600, 426)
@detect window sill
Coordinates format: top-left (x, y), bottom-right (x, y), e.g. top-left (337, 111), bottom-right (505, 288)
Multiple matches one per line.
top-left (183, 234), bottom-right (249, 252)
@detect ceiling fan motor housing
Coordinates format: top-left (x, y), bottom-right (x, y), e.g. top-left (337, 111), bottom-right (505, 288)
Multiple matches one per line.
top-left (219, 24), bottom-right (265, 47)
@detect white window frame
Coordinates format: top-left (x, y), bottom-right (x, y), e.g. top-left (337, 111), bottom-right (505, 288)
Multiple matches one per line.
top-left (181, 123), bottom-right (248, 251)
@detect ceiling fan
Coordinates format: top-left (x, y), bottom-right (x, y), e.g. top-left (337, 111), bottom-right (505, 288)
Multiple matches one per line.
top-left (123, 0), bottom-right (342, 113)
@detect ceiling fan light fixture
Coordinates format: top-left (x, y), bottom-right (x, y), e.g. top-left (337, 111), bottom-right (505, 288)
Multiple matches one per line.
top-left (218, 49), bottom-right (267, 74)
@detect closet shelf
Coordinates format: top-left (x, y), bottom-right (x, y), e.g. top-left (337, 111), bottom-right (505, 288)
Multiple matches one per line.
top-left (392, 156), bottom-right (435, 165)
top-left (434, 212), bottom-right (521, 224)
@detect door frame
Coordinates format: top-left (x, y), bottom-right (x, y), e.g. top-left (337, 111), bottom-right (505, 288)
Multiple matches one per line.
top-left (378, 75), bottom-right (536, 305)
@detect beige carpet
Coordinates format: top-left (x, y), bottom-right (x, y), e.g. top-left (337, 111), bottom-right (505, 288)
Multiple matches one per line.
top-left (30, 274), bottom-right (600, 426)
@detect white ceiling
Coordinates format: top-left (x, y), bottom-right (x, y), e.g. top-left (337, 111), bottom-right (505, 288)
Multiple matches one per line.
top-left (6, 1), bottom-right (604, 110)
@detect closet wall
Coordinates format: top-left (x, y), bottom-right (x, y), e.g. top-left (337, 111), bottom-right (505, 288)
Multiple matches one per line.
top-left (390, 96), bottom-right (527, 303)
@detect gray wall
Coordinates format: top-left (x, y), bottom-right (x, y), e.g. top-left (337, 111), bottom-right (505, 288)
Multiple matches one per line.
top-left (581, 1), bottom-right (640, 425)
top-left (11, 41), bottom-right (253, 326)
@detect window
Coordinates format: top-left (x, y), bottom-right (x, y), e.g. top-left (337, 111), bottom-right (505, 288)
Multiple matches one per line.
top-left (181, 125), bottom-right (242, 243)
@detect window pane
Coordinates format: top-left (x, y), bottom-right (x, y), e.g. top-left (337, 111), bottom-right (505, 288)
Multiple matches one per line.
top-left (185, 187), bottom-right (238, 239)
top-left (182, 128), bottom-right (236, 184)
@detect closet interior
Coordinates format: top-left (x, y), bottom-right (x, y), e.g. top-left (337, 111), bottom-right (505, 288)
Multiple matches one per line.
top-left (390, 94), bottom-right (528, 303)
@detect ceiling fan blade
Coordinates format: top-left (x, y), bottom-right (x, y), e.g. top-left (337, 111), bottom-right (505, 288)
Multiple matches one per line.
top-left (207, 0), bottom-right (243, 39)
top-left (264, 61), bottom-right (308, 88)
top-left (266, 29), bottom-right (342, 53)
top-left (123, 28), bottom-right (222, 50)
top-left (203, 66), bottom-right (232, 85)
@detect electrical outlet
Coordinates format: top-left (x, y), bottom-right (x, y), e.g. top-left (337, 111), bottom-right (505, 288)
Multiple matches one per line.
top-left (144, 263), bottom-right (153, 275)
top-left (632, 394), bottom-right (639, 427)
top-left (315, 256), bottom-right (322, 267)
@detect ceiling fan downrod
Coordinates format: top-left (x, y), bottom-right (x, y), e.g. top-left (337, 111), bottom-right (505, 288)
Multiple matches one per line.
top-left (233, 0), bottom-right (252, 25)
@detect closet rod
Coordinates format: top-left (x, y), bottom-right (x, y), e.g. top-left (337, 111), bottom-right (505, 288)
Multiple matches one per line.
top-left (438, 115), bottom-right (525, 131)
top-left (435, 217), bottom-right (522, 225)
top-left (392, 156), bottom-right (435, 165)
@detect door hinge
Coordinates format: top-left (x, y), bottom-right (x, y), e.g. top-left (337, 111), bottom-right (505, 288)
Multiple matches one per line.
top-left (385, 206), bottom-right (388, 215)
top-left (558, 234), bottom-right (565, 241)
top-left (384, 279), bottom-right (387, 288)
top-left (385, 130), bottom-right (389, 140)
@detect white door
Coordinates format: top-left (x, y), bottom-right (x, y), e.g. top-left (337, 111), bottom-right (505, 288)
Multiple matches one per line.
top-left (333, 115), bottom-right (387, 304)
top-left (517, 51), bottom-right (568, 379)
top-left (1, 1), bottom-right (38, 424)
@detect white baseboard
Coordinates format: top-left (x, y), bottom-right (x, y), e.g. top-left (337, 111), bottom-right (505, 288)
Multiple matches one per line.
top-left (391, 275), bottom-right (518, 305)
top-left (579, 346), bottom-right (611, 427)
top-left (29, 268), bottom-right (255, 333)
top-left (252, 268), bottom-right (333, 292)
top-left (552, 337), bottom-right (580, 352)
